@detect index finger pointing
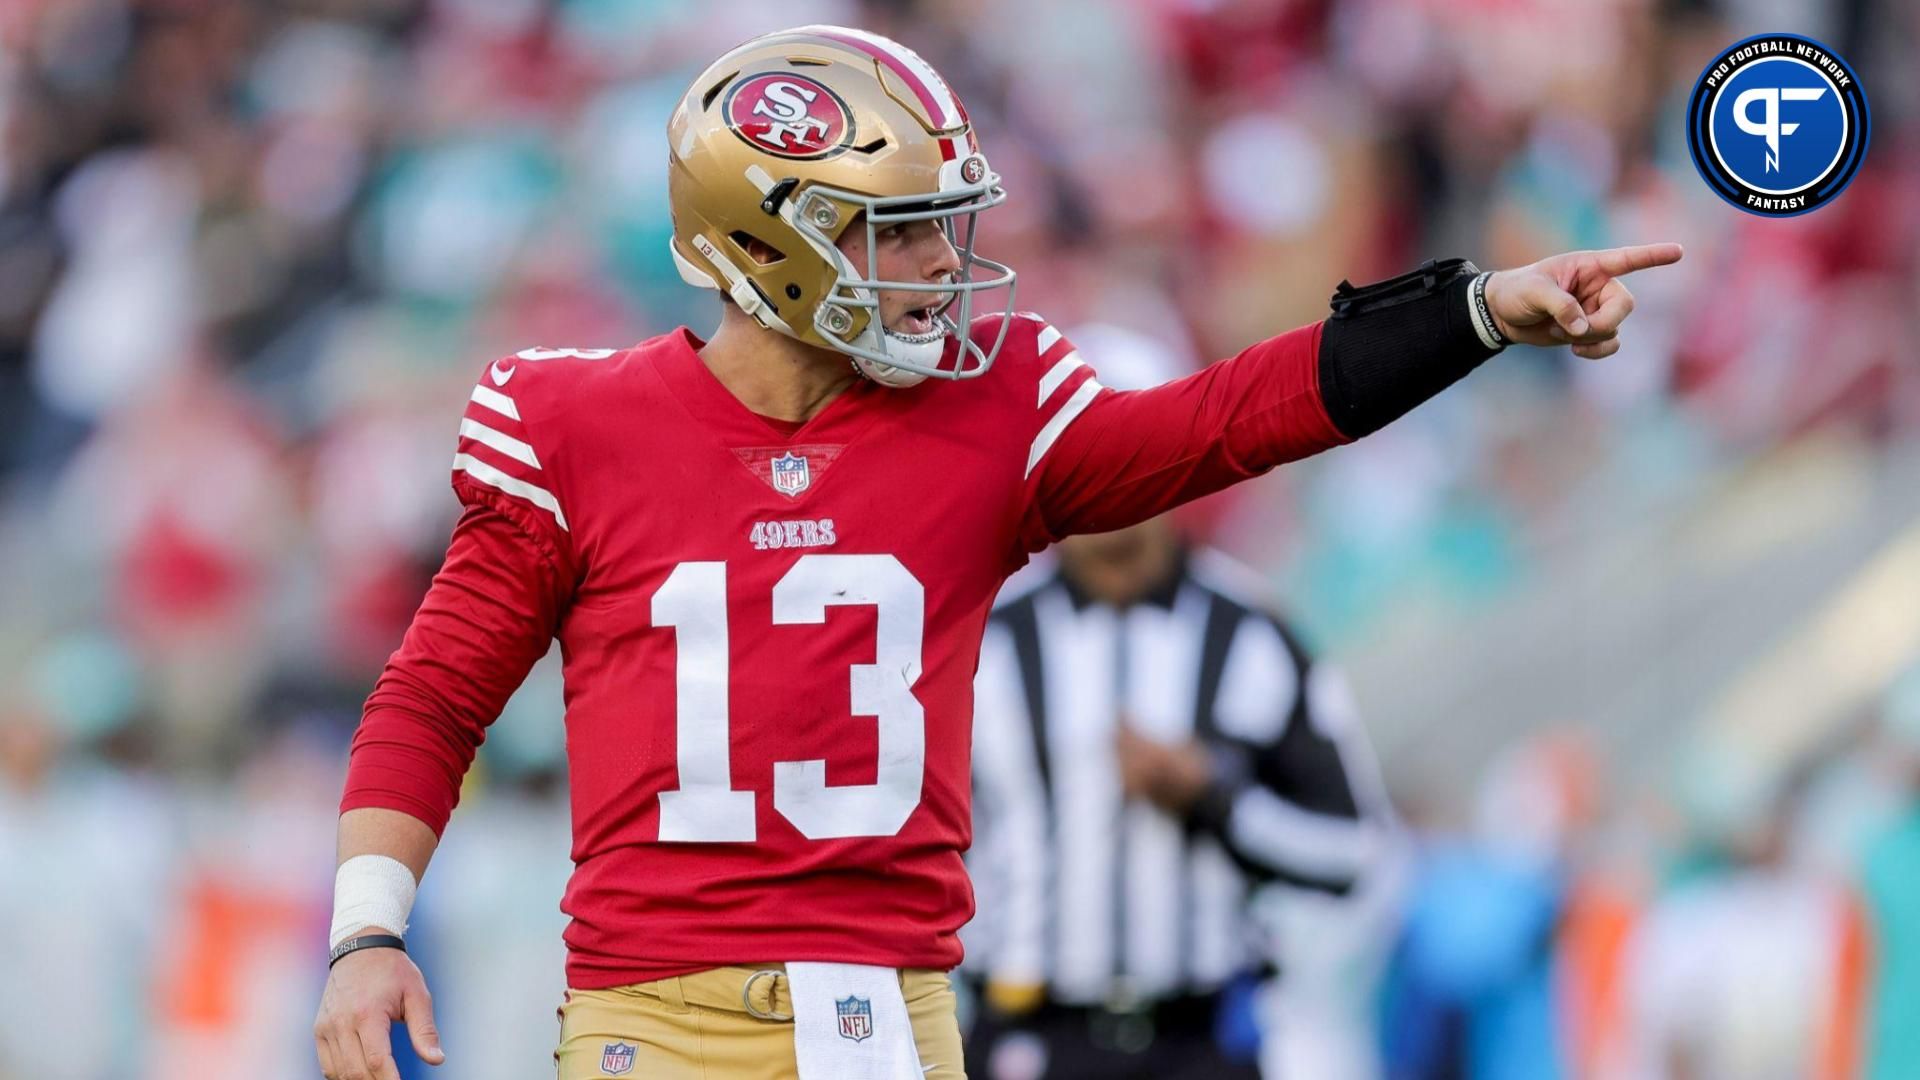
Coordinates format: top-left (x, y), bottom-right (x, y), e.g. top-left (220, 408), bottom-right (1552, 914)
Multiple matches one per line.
top-left (1591, 242), bottom-right (1684, 277)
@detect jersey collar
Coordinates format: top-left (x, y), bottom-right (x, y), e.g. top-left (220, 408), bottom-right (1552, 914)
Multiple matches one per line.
top-left (654, 327), bottom-right (900, 446)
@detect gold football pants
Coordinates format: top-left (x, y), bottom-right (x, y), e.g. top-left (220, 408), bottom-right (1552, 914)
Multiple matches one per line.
top-left (555, 963), bottom-right (964, 1079)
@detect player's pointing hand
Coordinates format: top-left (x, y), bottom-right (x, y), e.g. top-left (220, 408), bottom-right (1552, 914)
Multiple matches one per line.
top-left (1484, 243), bottom-right (1685, 360)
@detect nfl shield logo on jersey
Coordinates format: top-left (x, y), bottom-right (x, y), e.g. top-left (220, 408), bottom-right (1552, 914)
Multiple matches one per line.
top-left (600, 1041), bottom-right (636, 1075)
top-left (771, 452), bottom-right (811, 497)
top-left (836, 995), bottom-right (874, 1042)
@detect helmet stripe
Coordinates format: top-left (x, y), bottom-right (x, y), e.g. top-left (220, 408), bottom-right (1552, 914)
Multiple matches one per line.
top-left (801, 26), bottom-right (967, 162)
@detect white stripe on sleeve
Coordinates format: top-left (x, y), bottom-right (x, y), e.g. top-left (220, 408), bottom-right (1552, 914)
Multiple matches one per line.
top-left (458, 418), bottom-right (542, 469)
top-left (469, 384), bottom-right (521, 421)
top-left (1037, 352), bottom-right (1086, 405)
top-left (1025, 377), bottom-right (1103, 478)
top-left (452, 452), bottom-right (569, 531)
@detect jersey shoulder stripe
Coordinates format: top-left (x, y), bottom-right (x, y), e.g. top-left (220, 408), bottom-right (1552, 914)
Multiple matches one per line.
top-left (469, 382), bottom-right (520, 421)
top-left (1025, 376), bottom-right (1103, 478)
top-left (1037, 350), bottom-right (1086, 404)
top-left (1036, 324), bottom-right (1063, 356)
top-left (966, 312), bottom-right (1107, 478)
top-left (1021, 318), bottom-right (1104, 479)
top-left (452, 452), bottom-right (569, 531)
top-left (447, 349), bottom-right (618, 534)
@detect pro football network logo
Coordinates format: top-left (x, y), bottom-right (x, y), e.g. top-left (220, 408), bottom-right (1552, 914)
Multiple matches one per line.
top-left (836, 994), bottom-right (874, 1042)
top-left (1685, 33), bottom-right (1869, 217)
top-left (726, 73), bottom-right (853, 160)
top-left (599, 1040), bottom-right (635, 1075)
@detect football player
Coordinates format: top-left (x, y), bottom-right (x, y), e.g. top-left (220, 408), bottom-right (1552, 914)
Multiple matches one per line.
top-left (313, 24), bottom-right (1680, 1080)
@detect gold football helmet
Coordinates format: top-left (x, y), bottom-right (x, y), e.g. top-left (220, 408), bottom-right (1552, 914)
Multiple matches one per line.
top-left (667, 25), bottom-right (1017, 387)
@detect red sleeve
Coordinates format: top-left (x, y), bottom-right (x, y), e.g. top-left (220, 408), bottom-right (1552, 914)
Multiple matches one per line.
top-left (342, 356), bottom-right (579, 834)
top-left (1018, 321), bottom-right (1347, 550)
top-left (339, 502), bottom-right (572, 835)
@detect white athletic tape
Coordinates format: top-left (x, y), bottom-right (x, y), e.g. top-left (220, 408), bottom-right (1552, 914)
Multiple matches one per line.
top-left (329, 854), bottom-right (418, 949)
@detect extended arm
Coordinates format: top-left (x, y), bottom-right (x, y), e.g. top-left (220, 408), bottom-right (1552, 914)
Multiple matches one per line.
top-left (1024, 245), bottom-right (1682, 547)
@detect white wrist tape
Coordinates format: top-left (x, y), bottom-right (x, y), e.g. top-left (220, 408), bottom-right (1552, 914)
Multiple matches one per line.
top-left (329, 855), bottom-right (418, 950)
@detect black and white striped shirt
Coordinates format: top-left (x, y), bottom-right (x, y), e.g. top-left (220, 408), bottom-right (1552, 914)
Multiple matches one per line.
top-left (966, 549), bottom-right (1391, 1006)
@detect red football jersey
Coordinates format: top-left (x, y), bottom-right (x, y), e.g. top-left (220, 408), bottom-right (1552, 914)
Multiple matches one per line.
top-left (342, 313), bottom-right (1344, 988)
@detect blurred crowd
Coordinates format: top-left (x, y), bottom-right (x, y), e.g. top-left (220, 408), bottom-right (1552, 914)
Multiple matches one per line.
top-left (0, 0), bottom-right (1917, 1076)
top-left (1370, 680), bottom-right (1920, 1080)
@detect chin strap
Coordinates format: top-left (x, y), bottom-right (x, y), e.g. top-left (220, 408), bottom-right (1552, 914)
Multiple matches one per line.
top-left (852, 346), bottom-right (931, 388)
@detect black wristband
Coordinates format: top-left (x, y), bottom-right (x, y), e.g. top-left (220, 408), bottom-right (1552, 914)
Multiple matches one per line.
top-left (329, 934), bottom-right (407, 969)
top-left (1318, 257), bottom-right (1503, 440)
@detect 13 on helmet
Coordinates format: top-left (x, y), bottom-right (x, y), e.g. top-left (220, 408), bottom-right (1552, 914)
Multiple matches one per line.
top-left (667, 25), bottom-right (1017, 387)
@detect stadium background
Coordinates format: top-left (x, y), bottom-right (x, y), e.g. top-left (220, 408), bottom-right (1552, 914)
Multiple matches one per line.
top-left (0, 0), bottom-right (1915, 1077)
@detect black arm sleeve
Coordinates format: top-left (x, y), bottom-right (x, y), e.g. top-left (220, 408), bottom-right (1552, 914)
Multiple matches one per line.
top-left (1317, 258), bottom-right (1504, 439)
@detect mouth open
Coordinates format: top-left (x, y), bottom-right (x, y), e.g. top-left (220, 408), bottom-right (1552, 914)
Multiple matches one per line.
top-left (890, 304), bottom-right (945, 340)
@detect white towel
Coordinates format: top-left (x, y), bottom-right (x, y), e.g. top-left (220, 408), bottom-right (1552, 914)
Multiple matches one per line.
top-left (787, 962), bottom-right (922, 1079)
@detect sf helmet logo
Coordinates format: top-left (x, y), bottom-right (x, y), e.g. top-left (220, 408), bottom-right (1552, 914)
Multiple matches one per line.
top-left (1732, 86), bottom-right (1828, 172)
top-left (726, 73), bottom-right (853, 160)
top-left (1686, 33), bottom-right (1869, 217)
top-left (754, 83), bottom-right (828, 145)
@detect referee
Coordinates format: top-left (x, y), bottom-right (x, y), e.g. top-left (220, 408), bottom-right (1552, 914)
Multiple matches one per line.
top-left (963, 327), bottom-right (1393, 1080)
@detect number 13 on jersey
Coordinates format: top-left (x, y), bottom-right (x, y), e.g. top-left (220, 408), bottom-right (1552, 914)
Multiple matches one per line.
top-left (651, 553), bottom-right (926, 843)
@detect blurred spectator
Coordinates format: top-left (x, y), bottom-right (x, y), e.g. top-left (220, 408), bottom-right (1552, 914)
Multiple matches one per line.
top-left (147, 724), bottom-right (340, 1080)
top-left (1619, 751), bottom-right (1866, 1080)
top-left (0, 701), bottom-right (170, 1079)
top-left (1380, 731), bottom-right (1638, 1080)
top-left (1860, 667), bottom-right (1920, 1080)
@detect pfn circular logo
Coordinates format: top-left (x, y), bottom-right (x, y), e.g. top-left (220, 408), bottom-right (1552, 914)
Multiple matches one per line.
top-left (1686, 34), bottom-right (1869, 217)
top-left (725, 73), bottom-right (853, 160)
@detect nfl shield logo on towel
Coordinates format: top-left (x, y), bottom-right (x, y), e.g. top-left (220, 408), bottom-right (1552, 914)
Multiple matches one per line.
top-left (600, 1041), bottom-right (635, 1075)
top-left (771, 451), bottom-right (811, 496)
top-left (836, 995), bottom-right (874, 1042)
